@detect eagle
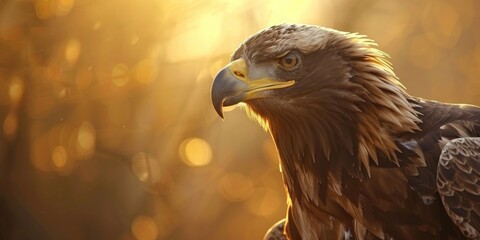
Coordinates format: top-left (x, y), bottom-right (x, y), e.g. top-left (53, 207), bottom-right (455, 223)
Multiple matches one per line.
top-left (210, 24), bottom-right (480, 240)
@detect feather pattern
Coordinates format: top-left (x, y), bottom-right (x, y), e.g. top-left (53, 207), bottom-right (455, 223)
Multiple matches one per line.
top-left (219, 24), bottom-right (480, 240)
top-left (438, 137), bottom-right (480, 239)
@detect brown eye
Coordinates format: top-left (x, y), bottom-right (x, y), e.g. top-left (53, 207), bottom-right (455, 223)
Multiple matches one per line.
top-left (278, 52), bottom-right (300, 70)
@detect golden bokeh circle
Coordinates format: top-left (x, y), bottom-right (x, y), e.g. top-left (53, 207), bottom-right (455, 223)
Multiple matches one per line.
top-left (179, 137), bottom-right (212, 167)
top-left (131, 215), bottom-right (158, 240)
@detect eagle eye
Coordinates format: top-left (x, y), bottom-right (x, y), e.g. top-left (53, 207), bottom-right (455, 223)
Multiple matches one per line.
top-left (278, 52), bottom-right (301, 70)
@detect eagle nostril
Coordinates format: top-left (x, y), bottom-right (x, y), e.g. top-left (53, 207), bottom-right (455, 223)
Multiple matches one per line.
top-left (233, 71), bottom-right (245, 78)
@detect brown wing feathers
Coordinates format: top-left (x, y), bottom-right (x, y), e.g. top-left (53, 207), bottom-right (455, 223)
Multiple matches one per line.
top-left (438, 137), bottom-right (480, 239)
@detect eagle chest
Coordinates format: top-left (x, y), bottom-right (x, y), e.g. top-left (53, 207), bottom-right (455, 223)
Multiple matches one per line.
top-left (283, 158), bottom-right (414, 240)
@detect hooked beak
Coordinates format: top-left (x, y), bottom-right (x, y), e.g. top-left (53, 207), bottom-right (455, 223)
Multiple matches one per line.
top-left (210, 58), bottom-right (295, 118)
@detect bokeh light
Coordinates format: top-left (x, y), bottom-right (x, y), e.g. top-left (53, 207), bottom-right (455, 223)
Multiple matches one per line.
top-left (75, 121), bottom-right (96, 159)
top-left (112, 64), bottom-right (130, 87)
top-left (132, 58), bottom-right (158, 84)
top-left (131, 152), bottom-right (161, 183)
top-left (179, 137), bottom-right (212, 167)
top-left (8, 75), bottom-right (23, 103)
top-left (131, 215), bottom-right (158, 240)
top-left (52, 145), bottom-right (68, 169)
top-left (1, 0), bottom-right (480, 239)
top-left (65, 39), bottom-right (81, 64)
top-left (35, 0), bottom-right (75, 19)
top-left (35, 0), bottom-right (52, 19)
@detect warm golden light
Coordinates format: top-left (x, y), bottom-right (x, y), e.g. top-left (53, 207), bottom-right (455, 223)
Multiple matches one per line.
top-left (4, 0), bottom-right (480, 239)
top-left (35, 0), bottom-right (52, 19)
top-left (244, 188), bottom-right (282, 216)
top-left (261, 0), bottom-right (323, 26)
top-left (9, 76), bottom-right (24, 103)
top-left (75, 67), bottom-right (93, 90)
top-left (263, 139), bottom-right (279, 166)
top-left (165, 13), bottom-right (223, 62)
top-left (179, 137), bottom-right (212, 167)
top-left (209, 59), bottom-right (228, 79)
top-left (112, 64), bottom-right (130, 87)
top-left (35, 0), bottom-right (75, 19)
top-left (132, 58), bottom-right (157, 84)
top-left (131, 34), bottom-right (139, 45)
top-left (422, 1), bottom-right (461, 49)
top-left (409, 34), bottom-right (441, 69)
top-left (131, 215), bottom-right (158, 240)
top-left (217, 173), bottom-right (254, 202)
top-left (92, 22), bottom-right (102, 30)
top-left (76, 121), bottom-right (96, 159)
top-left (65, 39), bottom-right (81, 64)
top-left (107, 102), bottom-right (131, 126)
top-left (131, 152), bottom-right (161, 183)
top-left (52, 0), bottom-right (75, 16)
top-left (52, 145), bottom-right (68, 168)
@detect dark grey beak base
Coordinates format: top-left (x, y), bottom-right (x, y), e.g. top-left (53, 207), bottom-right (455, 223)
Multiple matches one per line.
top-left (210, 67), bottom-right (247, 118)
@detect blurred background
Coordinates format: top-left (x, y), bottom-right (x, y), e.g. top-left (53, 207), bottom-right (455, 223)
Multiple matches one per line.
top-left (0, 0), bottom-right (479, 239)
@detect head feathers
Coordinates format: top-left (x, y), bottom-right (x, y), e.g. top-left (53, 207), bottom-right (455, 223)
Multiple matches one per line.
top-left (234, 23), bottom-right (421, 177)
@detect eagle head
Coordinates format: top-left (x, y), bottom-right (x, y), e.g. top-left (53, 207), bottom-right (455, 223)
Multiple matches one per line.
top-left (211, 23), bottom-right (420, 178)
top-left (212, 24), bottom-right (346, 120)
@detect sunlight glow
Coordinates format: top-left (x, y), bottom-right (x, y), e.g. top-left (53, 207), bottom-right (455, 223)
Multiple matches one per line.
top-left (7, 0), bottom-right (480, 239)
top-left (179, 137), bottom-right (212, 167)
top-left (166, 13), bottom-right (222, 62)
top-left (261, 0), bottom-right (323, 26)
top-left (209, 59), bottom-right (228, 79)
